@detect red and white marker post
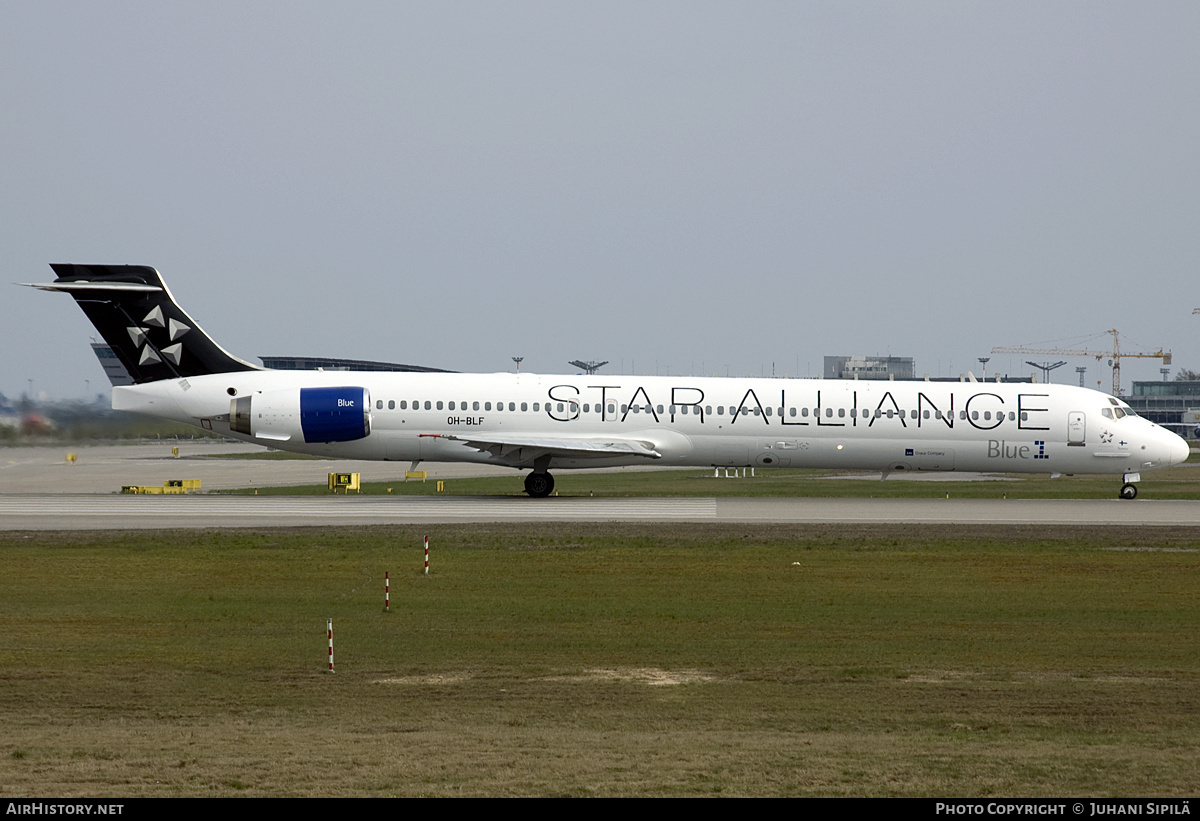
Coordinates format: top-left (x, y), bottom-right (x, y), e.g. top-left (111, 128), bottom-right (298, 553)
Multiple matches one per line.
top-left (424, 535), bottom-right (429, 576)
top-left (384, 571), bottom-right (390, 612)
top-left (327, 618), bottom-right (334, 673)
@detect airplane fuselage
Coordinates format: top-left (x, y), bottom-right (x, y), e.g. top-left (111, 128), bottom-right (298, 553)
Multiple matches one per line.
top-left (33, 264), bottom-right (1187, 498)
top-left (113, 370), bottom-right (1188, 478)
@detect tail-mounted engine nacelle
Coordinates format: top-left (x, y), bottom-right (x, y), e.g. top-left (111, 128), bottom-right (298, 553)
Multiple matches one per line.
top-left (230, 386), bottom-right (371, 444)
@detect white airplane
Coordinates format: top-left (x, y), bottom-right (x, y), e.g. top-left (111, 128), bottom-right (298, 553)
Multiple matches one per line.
top-left (28, 264), bottom-right (1190, 499)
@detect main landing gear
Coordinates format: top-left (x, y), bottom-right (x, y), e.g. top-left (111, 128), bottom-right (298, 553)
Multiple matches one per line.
top-left (524, 471), bottom-right (555, 498)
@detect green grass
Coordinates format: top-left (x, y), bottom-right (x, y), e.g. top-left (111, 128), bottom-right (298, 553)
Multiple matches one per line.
top-left (1, 523), bottom-right (1198, 796)
top-left (218, 461), bottom-right (1200, 499)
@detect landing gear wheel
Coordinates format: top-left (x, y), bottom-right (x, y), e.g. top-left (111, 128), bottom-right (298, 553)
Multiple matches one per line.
top-left (524, 471), bottom-right (555, 498)
top-left (1119, 483), bottom-right (1138, 500)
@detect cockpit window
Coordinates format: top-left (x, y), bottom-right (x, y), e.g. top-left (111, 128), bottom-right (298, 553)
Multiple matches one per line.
top-left (1102, 408), bottom-right (1113, 419)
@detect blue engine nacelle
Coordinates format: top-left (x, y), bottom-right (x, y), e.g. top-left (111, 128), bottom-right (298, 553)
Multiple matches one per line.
top-left (299, 386), bottom-right (371, 443)
top-left (230, 386), bottom-right (371, 443)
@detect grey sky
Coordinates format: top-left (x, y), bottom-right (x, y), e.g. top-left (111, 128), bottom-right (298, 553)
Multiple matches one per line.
top-left (4, 2), bottom-right (1199, 400)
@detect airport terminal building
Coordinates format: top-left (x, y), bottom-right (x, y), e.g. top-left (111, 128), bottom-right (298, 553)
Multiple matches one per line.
top-left (1126, 381), bottom-right (1200, 437)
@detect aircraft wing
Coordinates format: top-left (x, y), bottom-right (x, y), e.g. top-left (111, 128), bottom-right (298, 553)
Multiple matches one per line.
top-left (433, 433), bottom-right (662, 462)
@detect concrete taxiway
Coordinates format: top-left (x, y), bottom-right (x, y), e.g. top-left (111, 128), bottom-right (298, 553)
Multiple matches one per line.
top-left (0, 440), bottom-right (523, 494)
top-left (3, 441), bottom-right (1198, 529)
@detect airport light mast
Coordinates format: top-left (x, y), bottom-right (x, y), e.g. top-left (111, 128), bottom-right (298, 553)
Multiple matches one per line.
top-left (977, 357), bottom-right (990, 380)
top-left (1026, 361), bottom-right (1067, 384)
top-left (568, 360), bottom-right (609, 375)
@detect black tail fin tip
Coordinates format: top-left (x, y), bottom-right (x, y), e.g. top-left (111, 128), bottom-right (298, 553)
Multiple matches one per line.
top-left (34, 264), bottom-right (259, 384)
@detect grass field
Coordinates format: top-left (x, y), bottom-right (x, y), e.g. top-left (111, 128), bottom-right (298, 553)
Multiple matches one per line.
top-left (2, 523), bottom-right (1198, 797)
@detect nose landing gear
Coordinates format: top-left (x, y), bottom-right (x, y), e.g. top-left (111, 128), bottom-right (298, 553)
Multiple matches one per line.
top-left (1118, 472), bottom-right (1142, 500)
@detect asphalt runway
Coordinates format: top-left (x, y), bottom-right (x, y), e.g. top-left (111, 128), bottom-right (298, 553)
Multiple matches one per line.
top-left (3, 442), bottom-right (1199, 529)
top-left (2, 494), bottom-right (1200, 530)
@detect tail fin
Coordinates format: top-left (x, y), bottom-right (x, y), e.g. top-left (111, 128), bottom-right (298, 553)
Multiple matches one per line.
top-left (27, 264), bottom-right (260, 384)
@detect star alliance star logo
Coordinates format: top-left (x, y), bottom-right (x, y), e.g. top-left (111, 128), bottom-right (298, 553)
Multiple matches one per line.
top-left (127, 304), bottom-right (190, 367)
top-left (1100, 430), bottom-right (1113, 444)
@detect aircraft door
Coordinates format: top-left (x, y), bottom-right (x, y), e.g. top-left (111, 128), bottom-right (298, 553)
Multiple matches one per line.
top-left (1067, 411), bottom-right (1086, 446)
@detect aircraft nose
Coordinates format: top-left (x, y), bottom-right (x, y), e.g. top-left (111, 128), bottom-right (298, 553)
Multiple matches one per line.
top-left (1169, 432), bottom-right (1191, 466)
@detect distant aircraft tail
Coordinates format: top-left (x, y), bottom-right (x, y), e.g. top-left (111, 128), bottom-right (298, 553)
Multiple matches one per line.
top-left (27, 264), bottom-right (260, 384)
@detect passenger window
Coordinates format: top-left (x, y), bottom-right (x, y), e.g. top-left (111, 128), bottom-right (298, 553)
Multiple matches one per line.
top-left (437, 401), bottom-right (444, 410)
top-left (424, 401), bottom-right (432, 410)
top-left (400, 401), bottom-right (408, 410)
top-left (521, 403), bottom-right (528, 412)
top-left (388, 400), bottom-right (395, 410)
top-left (376, 400), bottom-right (383, 410)
top-left (473, 402), bottom-right (480, 411)
top-left (448, 401), bottom-right (455, 411)
top-left (838, 408), bottom-right (846, 418)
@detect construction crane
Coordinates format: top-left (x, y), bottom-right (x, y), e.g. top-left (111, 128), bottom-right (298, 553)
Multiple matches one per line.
top-left (991, 329), bottom-right (1170, 396)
